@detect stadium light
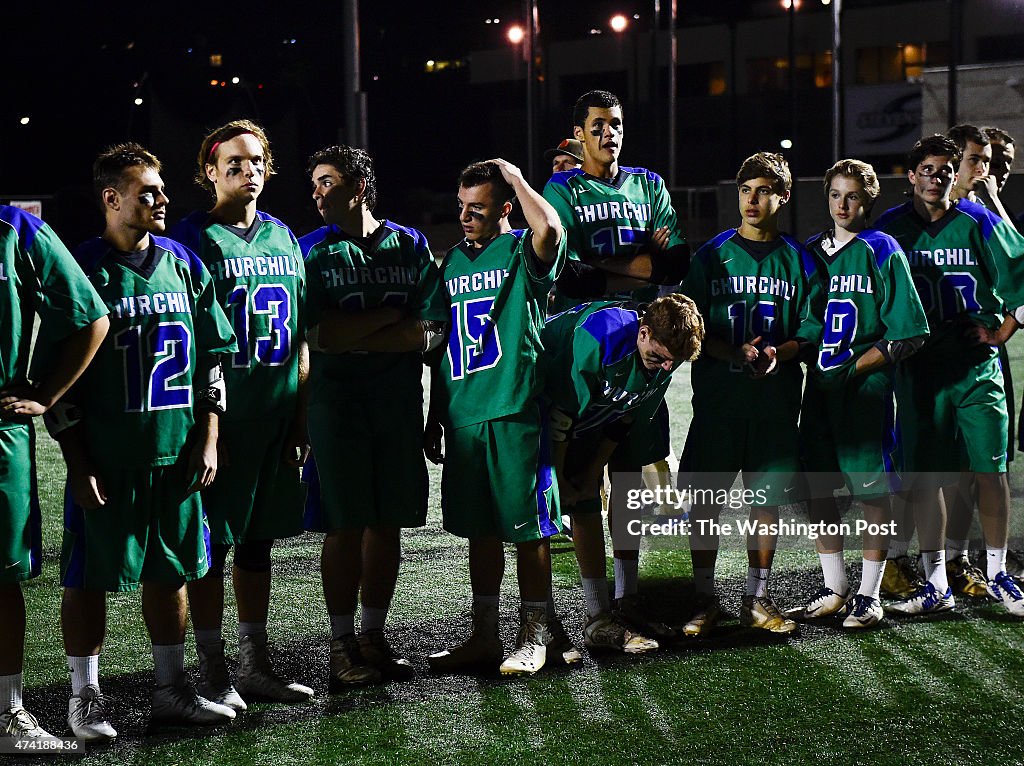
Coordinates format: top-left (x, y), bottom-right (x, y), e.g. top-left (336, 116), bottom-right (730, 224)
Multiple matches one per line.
top-left (610, 14), bottom-right (629, 33)
top-left (781, 138), bottom-right (793, 149)
top-left (19, 116), bottom-right (30, 125)
top-left (134, 97), bottom-right (143, 106)
top-left (507, 25), bottom-right (525, 44)
top-left (232, 76), bottom-right (240, 84)
top-left (780, 0), bottom-right (802, 8)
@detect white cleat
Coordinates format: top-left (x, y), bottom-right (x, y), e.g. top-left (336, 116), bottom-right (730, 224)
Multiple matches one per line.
top-left (0, 706), bottom-right (51, 739)
top-left (987, 571), bottom-right (1024, 617)
top-left (841, 594), bottom-right (884, 629)
top-left (499, 607), bottom-right (551, 676)
top-left (236, 635), bottom-right (313, 703)
top-left (885, 582), bottom-right (955, 615)
top-left (151, 681), bottom-right (236, 726)
top-left (196, 641), bottom-right (247, 712)
top-left (67, 685), bottom-right (117, 743)
top-left (785, 587), bottom-right (850, 621)
top-left (583, 611), bottom-right (659, 654)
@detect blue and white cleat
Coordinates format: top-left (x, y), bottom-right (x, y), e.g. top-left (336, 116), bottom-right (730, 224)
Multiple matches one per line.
top-left (987, 571), bottom-right (1024, 617)
top-left (885, 582), bottom-right (954, 615)
top-left (841, 594), bottom-right (884, 629)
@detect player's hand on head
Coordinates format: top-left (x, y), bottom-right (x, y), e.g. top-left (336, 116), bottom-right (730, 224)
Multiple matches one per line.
top-left (486, 158), bottom-right (523, 185)
top-left (423, 420), bottom-right (444, 464)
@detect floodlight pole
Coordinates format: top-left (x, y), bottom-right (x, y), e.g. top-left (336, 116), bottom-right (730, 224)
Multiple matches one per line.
top-left (832, 0), bottom-right (843, 162)
top-left (342, 0), bottom-right (368, 148)
top-left (525, 0), bottom-right (539, 184)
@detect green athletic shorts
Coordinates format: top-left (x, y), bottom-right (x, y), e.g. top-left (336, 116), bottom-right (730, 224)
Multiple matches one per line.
top-left (800, 369), bottom-right (898, 499)
top-left (0, 423), bottom-right (41, 584)
top-left (895, 348), bottom-right (1008, 474)
top-left (203, 415), bottom-right (305, 544)
top-left (441, 402), bottom-right (561, 542)
top-left (678, 412), bottom-right (800, 506)
top-left (60, 461), bottom-right (209, 592)
top-left (611, 400), bottom-right (671, 468)
top-left (305, 392), bottom-right (427, 531)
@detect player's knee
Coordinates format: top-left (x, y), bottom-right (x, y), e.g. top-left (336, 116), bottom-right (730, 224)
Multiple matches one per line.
top-left (207, 543), bottom-right (232, 578)
top-left (234, 540), bottom-right (273, 573)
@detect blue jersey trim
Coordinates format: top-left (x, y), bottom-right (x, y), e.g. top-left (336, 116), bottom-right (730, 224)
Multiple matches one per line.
top-left (298, 224), bottom-right (340, 258)
top-left (955, 198), bottom-right (1000, 241)
top-left (874, 201), bottom-right (913, 231)
top-left (256, 210), bottom-right (299, 245)
top-left (152, 235), bottom-right (206, 283)
top-left (620, 166), bottom-right (663, 185)
top-left (0, 205), bottom-right (47, 253)
top-left (168, 210), bottom-right (209, 256)
top-left (546, 168), bottom-right (584, 188)
top-left (580, 306), bottom-right (640, 367)
top-left (385, 220), bottom-right (430, 255)
top-left (859, 229), bottom-right (902, 269)
top-left (72, 238), bottom-right (111, 274)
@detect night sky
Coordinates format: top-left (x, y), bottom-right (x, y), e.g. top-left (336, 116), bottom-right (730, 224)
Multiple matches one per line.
top-left (0, 1), bottom-right (806, 241)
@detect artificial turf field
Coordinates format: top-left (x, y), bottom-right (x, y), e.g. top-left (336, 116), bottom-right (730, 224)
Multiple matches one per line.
top-left (12, 351), bottom-right (1024, 766)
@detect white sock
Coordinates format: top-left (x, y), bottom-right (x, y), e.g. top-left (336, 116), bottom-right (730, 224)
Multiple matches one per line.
top-left (68, 655), bottom-right (99, 696)
top-left (0, 673), bottom-right (22, 710)
top-left (582, 577), bottom-right (610, 618)
top-left (745, 567), bottom-right (770, 597)
top-left (819, 551), bottom-right (848, 594)
top-left (238, 621), bottom-right (267, 642)
top-left (329, 613), bottom-right (355, 640)
top-left (152, 643), bottom-right (185, 687)
top-left (858, 559), bottom-right (886, 600)
top-left (360, 607), bottom-right (388, 633)
top-left (693, 566), bottom-right (715, 597)
top-left (194, 627), bottom-right (222, 649)
top-left (945, 538), bottom-right (967, 561)
top-left (521, 600), bottom-right (547, 619)
top-left (613, 557), bottom-right (639, 599)
top-left (987, 547), bottom-right (1008, 580)
top-left (888, 539), bottom-right (909, 559)
top-left (920, 551), bottom-right (948, 592)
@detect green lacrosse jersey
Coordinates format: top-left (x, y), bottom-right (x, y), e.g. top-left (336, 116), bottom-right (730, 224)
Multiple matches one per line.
top-left (542, 301), bottom-right (676, 437)
top-left (72, 236), bottom-right (237, 468)
top-left (435, 229), bottom-right (564, 428)
top-left (171, 211), bottom-right (305, 421)
top-left (804, 228), bottom-right (929, 378)
top-left (543, 166), bottom-right (686, 306)
top-left (680, 229), bottom-right (817, 423)
top-left (305, 220), bottom-right (449, 402)
top-left (0, 207), bottom-right (108, 431)
top-left (875, 199), bottom-right (1024, 357)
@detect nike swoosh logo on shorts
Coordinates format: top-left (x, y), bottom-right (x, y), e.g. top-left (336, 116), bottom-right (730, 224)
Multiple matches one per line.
top-left (514, 522), bottom-right (529, 530)
top-left (4, 562), bottom-right (21, 570)
top-left (994, 453), bottom-right (1006, 461)
top-left (862, 479), bottom-right (878, 488)
top-left (722, 258), bottom-right (734, 264)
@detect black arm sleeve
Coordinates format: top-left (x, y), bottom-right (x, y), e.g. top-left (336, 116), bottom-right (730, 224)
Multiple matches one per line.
top-left (556, 260), bottom-right (609, 300)
top-left (648, 243), bottom-right (691, 285)
top-left (874, 335), bottom-right (927, 364)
